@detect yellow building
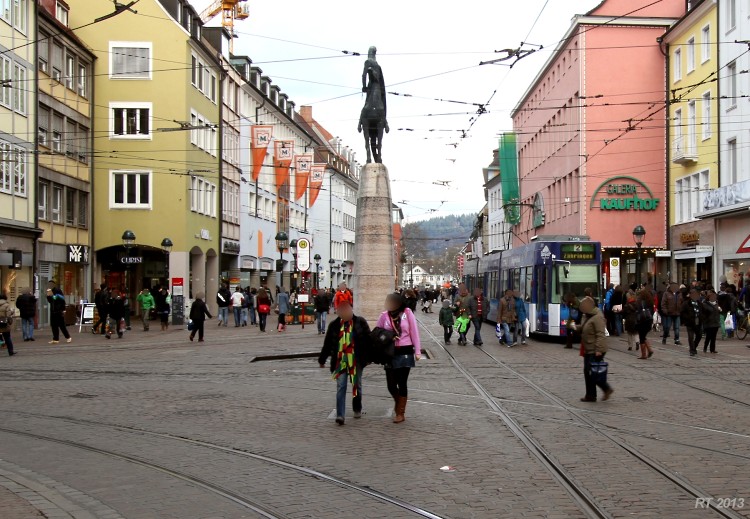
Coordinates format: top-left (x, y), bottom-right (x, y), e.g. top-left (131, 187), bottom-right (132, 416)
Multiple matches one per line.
top-left (36, 0), bottom-right (95, 325)
top-left (66, 0), bottom-right (222, 316)
top-left (664, 0), bottom-right (718, 285)
top-left (0, 0), bottom-right (37, 303)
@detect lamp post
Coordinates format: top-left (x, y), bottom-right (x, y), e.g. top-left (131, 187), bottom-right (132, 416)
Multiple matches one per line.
top-left (275, 231), bottom-right (288, 289)
top-left (122, 230), bottom-right (136, 302)
top-left (410, 255), bottom-right (415, 288)
top-left (314, 254), bottom-right (321, 290)
top-left (341, 262), bottom-right (347, 285)
top-left (289, 239), bottom-right (298, 291)
top-left (160, 238), bottom-right (173, 287)
top-left (328, 258), bottom-right (335, 290)
top-left (633, 225), bottom-right (646, 288)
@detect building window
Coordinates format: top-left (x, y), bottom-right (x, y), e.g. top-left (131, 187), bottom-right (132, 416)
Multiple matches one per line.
top-left (189, 109), bottom-right (215, 154)
top-left (11, 0), bottom-right (26, 33)
top-left (13, 147), bottom-right (26, 197)
top-left (52, 113), bottom-right (63, 152)
top-left (676, 171), bottom-right (710, 223)
top-left (52, 185), bottom-right (62, 223)
top-left (77, 62), bottom-right (88, 97)
top-left (686, 37), bottom-right (695, 73)
top-left (701, 92), bottom-right (711, 140)
top-left (110, 42), bottom-right (152, 79)
top-left (687, 100), bottom-right (696, 154)
top-left (0, 140), bottom-right (25, 197)
top-left (65, 120), bottom-right (77, 157)
top-left (39, 181), bottom-right (49, 221)
top-left (0, 140), bottom-right (9, 193)
top-left (0, 56), bottom-right (10, 107)
top-left (726, 61), bottom-right (737, 109)
top-left (12, 62), bottom-right (26, 114)
top-left (673, 48), bottom-right (682, 82)
top-left (727, 0), bottom-right (736, 31)
top-left (728, 139), bottom-right (738, 185)
top-left (191, 54), bottom-right (218, 103)
top-left (38, 31), bottom-right (49, 72)
top-left (56, 3), bottom-right (68, 25)
top-left (39, 106), bottom-right (50, 147)
top-left (111, 171), bottom-right (152, 208)
top-left (52, 43), bottom-right (63, 81)
top-left (64, 54), bottom-right (74, 90)
top-left (673, 108), bottom-right (682, 154)
top-left (111, 103), bottom-right (151, 138)
top-left (701, 25), bottom-right (710, 63)
top-left (78, 126), bottom-right (89, 163)
top-left (65, 188), bottom-right (76, 225)
top-left (78, 192), bottom-right (88, 228)
top-left (190, 175), bottom-right (217, 217)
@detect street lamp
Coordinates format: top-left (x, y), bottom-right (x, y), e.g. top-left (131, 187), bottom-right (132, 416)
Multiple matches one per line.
top-left (122, 230), bottom-right (136, 249)
top-left (633, 225), bottom-right (646, 288)
top-left (410, 255), bottom-right (415, 288)
top-left (314, 254), bottom-right (321, 290)
top-left (160, 238), bottom-right (173, 287)
top-left (289, 239), bottom-right (298, 291)
top-left (328, 258), bottom-right (335, 290)
top-left (275, 231), bottom-right (288, 288)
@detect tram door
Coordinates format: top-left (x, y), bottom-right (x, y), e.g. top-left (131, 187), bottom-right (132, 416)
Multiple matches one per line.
top-left (535, 265), bottom-right (549, 333)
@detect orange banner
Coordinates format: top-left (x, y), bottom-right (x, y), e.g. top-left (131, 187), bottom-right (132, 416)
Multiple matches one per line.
top-left (294, 154), bottom-right (312, 201)
top-left (309, 164), bottom-right (326, 207)
top-left (274, 140), bottom-right (294, 193)
top-left (250, 125), bottom-right (273, 181)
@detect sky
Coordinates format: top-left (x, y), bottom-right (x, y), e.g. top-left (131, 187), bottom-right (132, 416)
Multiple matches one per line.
top-left (197, 0), bottom-right (602, 222)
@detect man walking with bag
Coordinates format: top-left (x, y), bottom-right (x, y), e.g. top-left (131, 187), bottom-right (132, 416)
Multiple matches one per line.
top-left (571, 296), bottom-right (613, 402)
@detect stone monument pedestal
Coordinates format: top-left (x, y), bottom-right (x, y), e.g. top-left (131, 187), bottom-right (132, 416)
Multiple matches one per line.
top-left (352, 163), bottom-right (395, 323)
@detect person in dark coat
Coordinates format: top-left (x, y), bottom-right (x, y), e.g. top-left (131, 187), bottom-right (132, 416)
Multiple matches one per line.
top-left (105, 290), bottom-right (125, 339)
top-left (681, 288), bottom-right (704, 357)
top-left (189, 292), bottom-right (212, 342)
top-left (16, 287), bottom-right (36, 341)
top-left (93, 284), bottom-right (109, 335)
top-left (314, 289), bottom-right (330, 335)
top-left (47, 283), bottom-right (71, 344)
top-left (701, 290), bottom-right (721, 353)
top-left (318, 300), bottom-right (371, 425)
top-left (403, 289), bottom-right (418, 312)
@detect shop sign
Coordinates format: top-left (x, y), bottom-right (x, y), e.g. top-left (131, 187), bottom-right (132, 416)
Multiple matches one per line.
top-left (296, 238), bottom-right (311, 271)
top-left (695, 245), bottom-right (713, 253)
top-left (121, 256), bottom-right (143, 264)
top-left (260, 260), bottom-right (273, 271)
top-left (696, 257), bottom-right (706, 264)
top-left (222, 240), bottom-right (241, 255)
top-left (67, 245), bottom-right (89, 264)
top-left (561, 243), bottom-right (595, 261)
top-left (200, 229), bottom-right (211, 240)
top-left (655, 250), bottom-right (672, 258)
top-left (680, 231), bottom-right (700, 246)
top-left (590, 176), bottom-right (660, 211)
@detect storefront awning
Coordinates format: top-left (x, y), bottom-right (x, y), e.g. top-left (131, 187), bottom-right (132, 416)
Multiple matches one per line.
top-left (674, 249), bottom-right (713, 260)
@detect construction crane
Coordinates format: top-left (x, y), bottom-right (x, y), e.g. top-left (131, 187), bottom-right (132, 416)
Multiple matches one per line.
top-left (199, 0), bottom-right (250, 51)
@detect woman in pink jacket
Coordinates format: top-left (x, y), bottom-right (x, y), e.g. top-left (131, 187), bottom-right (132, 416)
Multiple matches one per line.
top-left (376, 293), bottom-right (422, 423)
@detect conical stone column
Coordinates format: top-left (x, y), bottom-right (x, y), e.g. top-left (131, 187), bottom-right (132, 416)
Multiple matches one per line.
top-left (352, 163), bottom-right (395, 323)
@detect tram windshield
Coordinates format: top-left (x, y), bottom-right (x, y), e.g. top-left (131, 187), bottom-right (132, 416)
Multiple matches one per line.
top-left (557, 265), bottom-right (600, 305)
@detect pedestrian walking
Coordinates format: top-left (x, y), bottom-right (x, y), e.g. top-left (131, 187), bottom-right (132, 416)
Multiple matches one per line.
top-left (681, 288), bottom-right (704, 357)
top-left (635, 290), bottom-right (655, 359)
top-left (93, 284), bottom-right (109, 335)
top-left (136, 288), bottom-right (155, 331)
top-left (439, 299), bottom-right (454, 344)
top-left (189, 292), bottom-right (212, 342)
top-left (455, 311), bottom-right (470, 346)
top-left (701, 290), bottom-right (721, 353)
top-left (105, 290), bottom-right (125, 340)
top-left (470, 288), bottom-right (485, 346)
top-left (0, 292), bottom-right (16, 356)
top-left (403, 289), bottom-right (418, 312)
top-left (572, 296), bottom-right (613, 402)
top-left (256, 288), bottom-right (271, 332)
top-left (122, 290), bottom-right (132, 330)
top-left (498, 289), bottom-right (517, 347)
top-left (514, 289), bottom-right (528, 345)
top-left (216, 283), bottom-right (231, 326)
top-left (247, 288), bottom-right (257, 326)
top-left (332, 283), bottom-right (353, 311)
top-left (314, 289), bottom-right (330, 335)
top-left (230, 286), bottom-right (245, 327)
top-left (564, 292), bottom-right (581, 349)
top-left (603, 283), bottom-right (615, 334)
top-left (375, 293), bottom-right (422, 424)
top-left (610, 285), bottom-right (624, 336)
top-left (16, 287), bottom-right (36, 342)
top-left (318, 300), bottom-right (371, 425)
top-left (276, 287), bottom-right (290, 332)
top-left (660, 283), bottom-right (683, 345)
top-left (623, 292), bottom-right (639, 352)
top-left (155, 286), bottom-right (171, 331)
top-left (47, 283), bottom-right (71, 344)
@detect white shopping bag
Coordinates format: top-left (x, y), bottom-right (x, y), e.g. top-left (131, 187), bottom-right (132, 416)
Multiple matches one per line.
top-left (523, 318), bottom-right (530, 338)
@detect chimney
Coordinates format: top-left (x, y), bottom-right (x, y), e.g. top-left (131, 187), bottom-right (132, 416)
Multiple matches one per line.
top-left (300, 106), bottom-right (313, 123)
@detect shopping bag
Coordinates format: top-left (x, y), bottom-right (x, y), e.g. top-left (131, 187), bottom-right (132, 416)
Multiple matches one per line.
top-left (523, 318), bottom-right (530, 338)
top-left (725, 314), bottom-right (735, 332)
top-left (495, 323), bottom-right (504, 341)
top-left (187, 319), bottom-right (194, 331)
top-left (119, 318), bottom-right (126, 333)
top-left (589, 361), bottom-right (608, 384)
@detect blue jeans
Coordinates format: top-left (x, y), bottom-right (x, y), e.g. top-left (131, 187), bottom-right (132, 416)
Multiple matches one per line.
top-left (500, 322), bottom-right (517, 345)
top-left (249, 307), bottom-right (257, 325)
top-left (21, 317), bottom-right (34, 339)
top-left (662, 315), bottom-right (680, 341)
top-left (233, 307), bottom-right (242, 326)
top-left (472, 317), bottom-right (483, 344)
top-left (336, 372), bottom-right (362, 419)
top-left (218, 307), bottom-right (228, 325)
top-left (316, 311), bottom-right (327, 333)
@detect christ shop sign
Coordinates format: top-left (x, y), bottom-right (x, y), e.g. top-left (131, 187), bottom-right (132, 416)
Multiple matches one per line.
top-left (590, 176), bottom-right (660, 212)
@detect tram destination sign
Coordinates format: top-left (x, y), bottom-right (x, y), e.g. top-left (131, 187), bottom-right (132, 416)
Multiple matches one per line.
top-left (561, 244), bottom-right (596, 261)
top-left (590, 176), bottom-right (660, 211)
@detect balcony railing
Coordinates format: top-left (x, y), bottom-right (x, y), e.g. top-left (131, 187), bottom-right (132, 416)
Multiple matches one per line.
top-left (672, 137), bottom-right (698, 164)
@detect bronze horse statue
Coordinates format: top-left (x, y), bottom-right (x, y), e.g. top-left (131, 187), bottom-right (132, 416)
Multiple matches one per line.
top-left (358, 46), bottom-right (389, 164)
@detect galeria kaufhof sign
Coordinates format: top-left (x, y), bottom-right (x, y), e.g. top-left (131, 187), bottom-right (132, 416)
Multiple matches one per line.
top-left (589, 176), bottom-right (660, 211)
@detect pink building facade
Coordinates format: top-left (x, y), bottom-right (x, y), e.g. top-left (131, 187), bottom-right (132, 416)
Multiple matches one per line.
top-left (511, 0), bottom-right (686, 288)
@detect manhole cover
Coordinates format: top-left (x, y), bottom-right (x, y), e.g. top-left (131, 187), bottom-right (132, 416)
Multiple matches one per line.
top-left (68, 393), bottom-right (98, 399)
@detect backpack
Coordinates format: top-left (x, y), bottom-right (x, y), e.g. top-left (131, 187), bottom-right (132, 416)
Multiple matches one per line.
top-left (638, 302), bottom-right (653, 323)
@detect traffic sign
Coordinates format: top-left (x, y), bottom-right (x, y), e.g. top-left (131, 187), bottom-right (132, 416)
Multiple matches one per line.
top-left (297, 238), bottom-right (311, 271)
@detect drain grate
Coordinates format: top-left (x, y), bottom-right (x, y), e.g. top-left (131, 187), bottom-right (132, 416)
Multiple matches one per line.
top-left (250, 352), bottom-right (320, 363)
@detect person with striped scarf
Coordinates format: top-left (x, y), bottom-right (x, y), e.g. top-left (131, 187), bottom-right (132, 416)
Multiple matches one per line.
top-left (318, 300), bottom-right (372, 425)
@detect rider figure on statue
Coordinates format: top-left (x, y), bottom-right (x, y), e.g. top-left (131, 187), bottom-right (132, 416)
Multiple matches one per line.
top-left (358, 46), bottom-right (389, 164)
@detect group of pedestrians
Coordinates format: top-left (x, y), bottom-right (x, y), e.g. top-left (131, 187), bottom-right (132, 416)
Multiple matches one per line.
top-left (318, 291), bottom-right (421, 426)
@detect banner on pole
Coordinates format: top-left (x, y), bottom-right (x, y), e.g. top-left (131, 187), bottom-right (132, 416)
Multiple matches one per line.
top-left (274, 140), bottom-right (295, 192)
top-left (250, 125), bottom-right (273, 181)
top-left (294, 154), bottom-right (312, 201)
top-left (309, 164), bottom-right (326, 207)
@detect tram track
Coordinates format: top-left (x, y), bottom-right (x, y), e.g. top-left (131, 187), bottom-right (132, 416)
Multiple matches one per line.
top-left (0, 411), bottom-right (447, 519)
top-left (417, 317), bottom-right (746, 519)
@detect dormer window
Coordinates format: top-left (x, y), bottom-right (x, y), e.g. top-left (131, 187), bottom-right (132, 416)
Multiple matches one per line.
top-left (56, 3), bottom-right (69, 26)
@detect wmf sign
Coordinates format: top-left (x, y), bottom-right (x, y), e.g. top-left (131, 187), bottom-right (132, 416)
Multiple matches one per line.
top-left (67, 245), bottom-right (90, 264)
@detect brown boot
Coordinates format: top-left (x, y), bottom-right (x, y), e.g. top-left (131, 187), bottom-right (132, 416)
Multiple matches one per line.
top-left (391, 394), bottom-right (399, 414)
top-left (639, 340), bottom-right (649, 359)
top-left (393, 396), bottom-right (407, 423)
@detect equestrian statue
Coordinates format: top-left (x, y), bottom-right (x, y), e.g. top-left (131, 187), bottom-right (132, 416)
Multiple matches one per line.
top-left (358, 46), bottom-right (389, 164)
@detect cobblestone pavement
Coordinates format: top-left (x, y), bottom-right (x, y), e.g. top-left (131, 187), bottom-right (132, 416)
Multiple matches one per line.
top-left (0, 316), bottom-right (748, 518)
